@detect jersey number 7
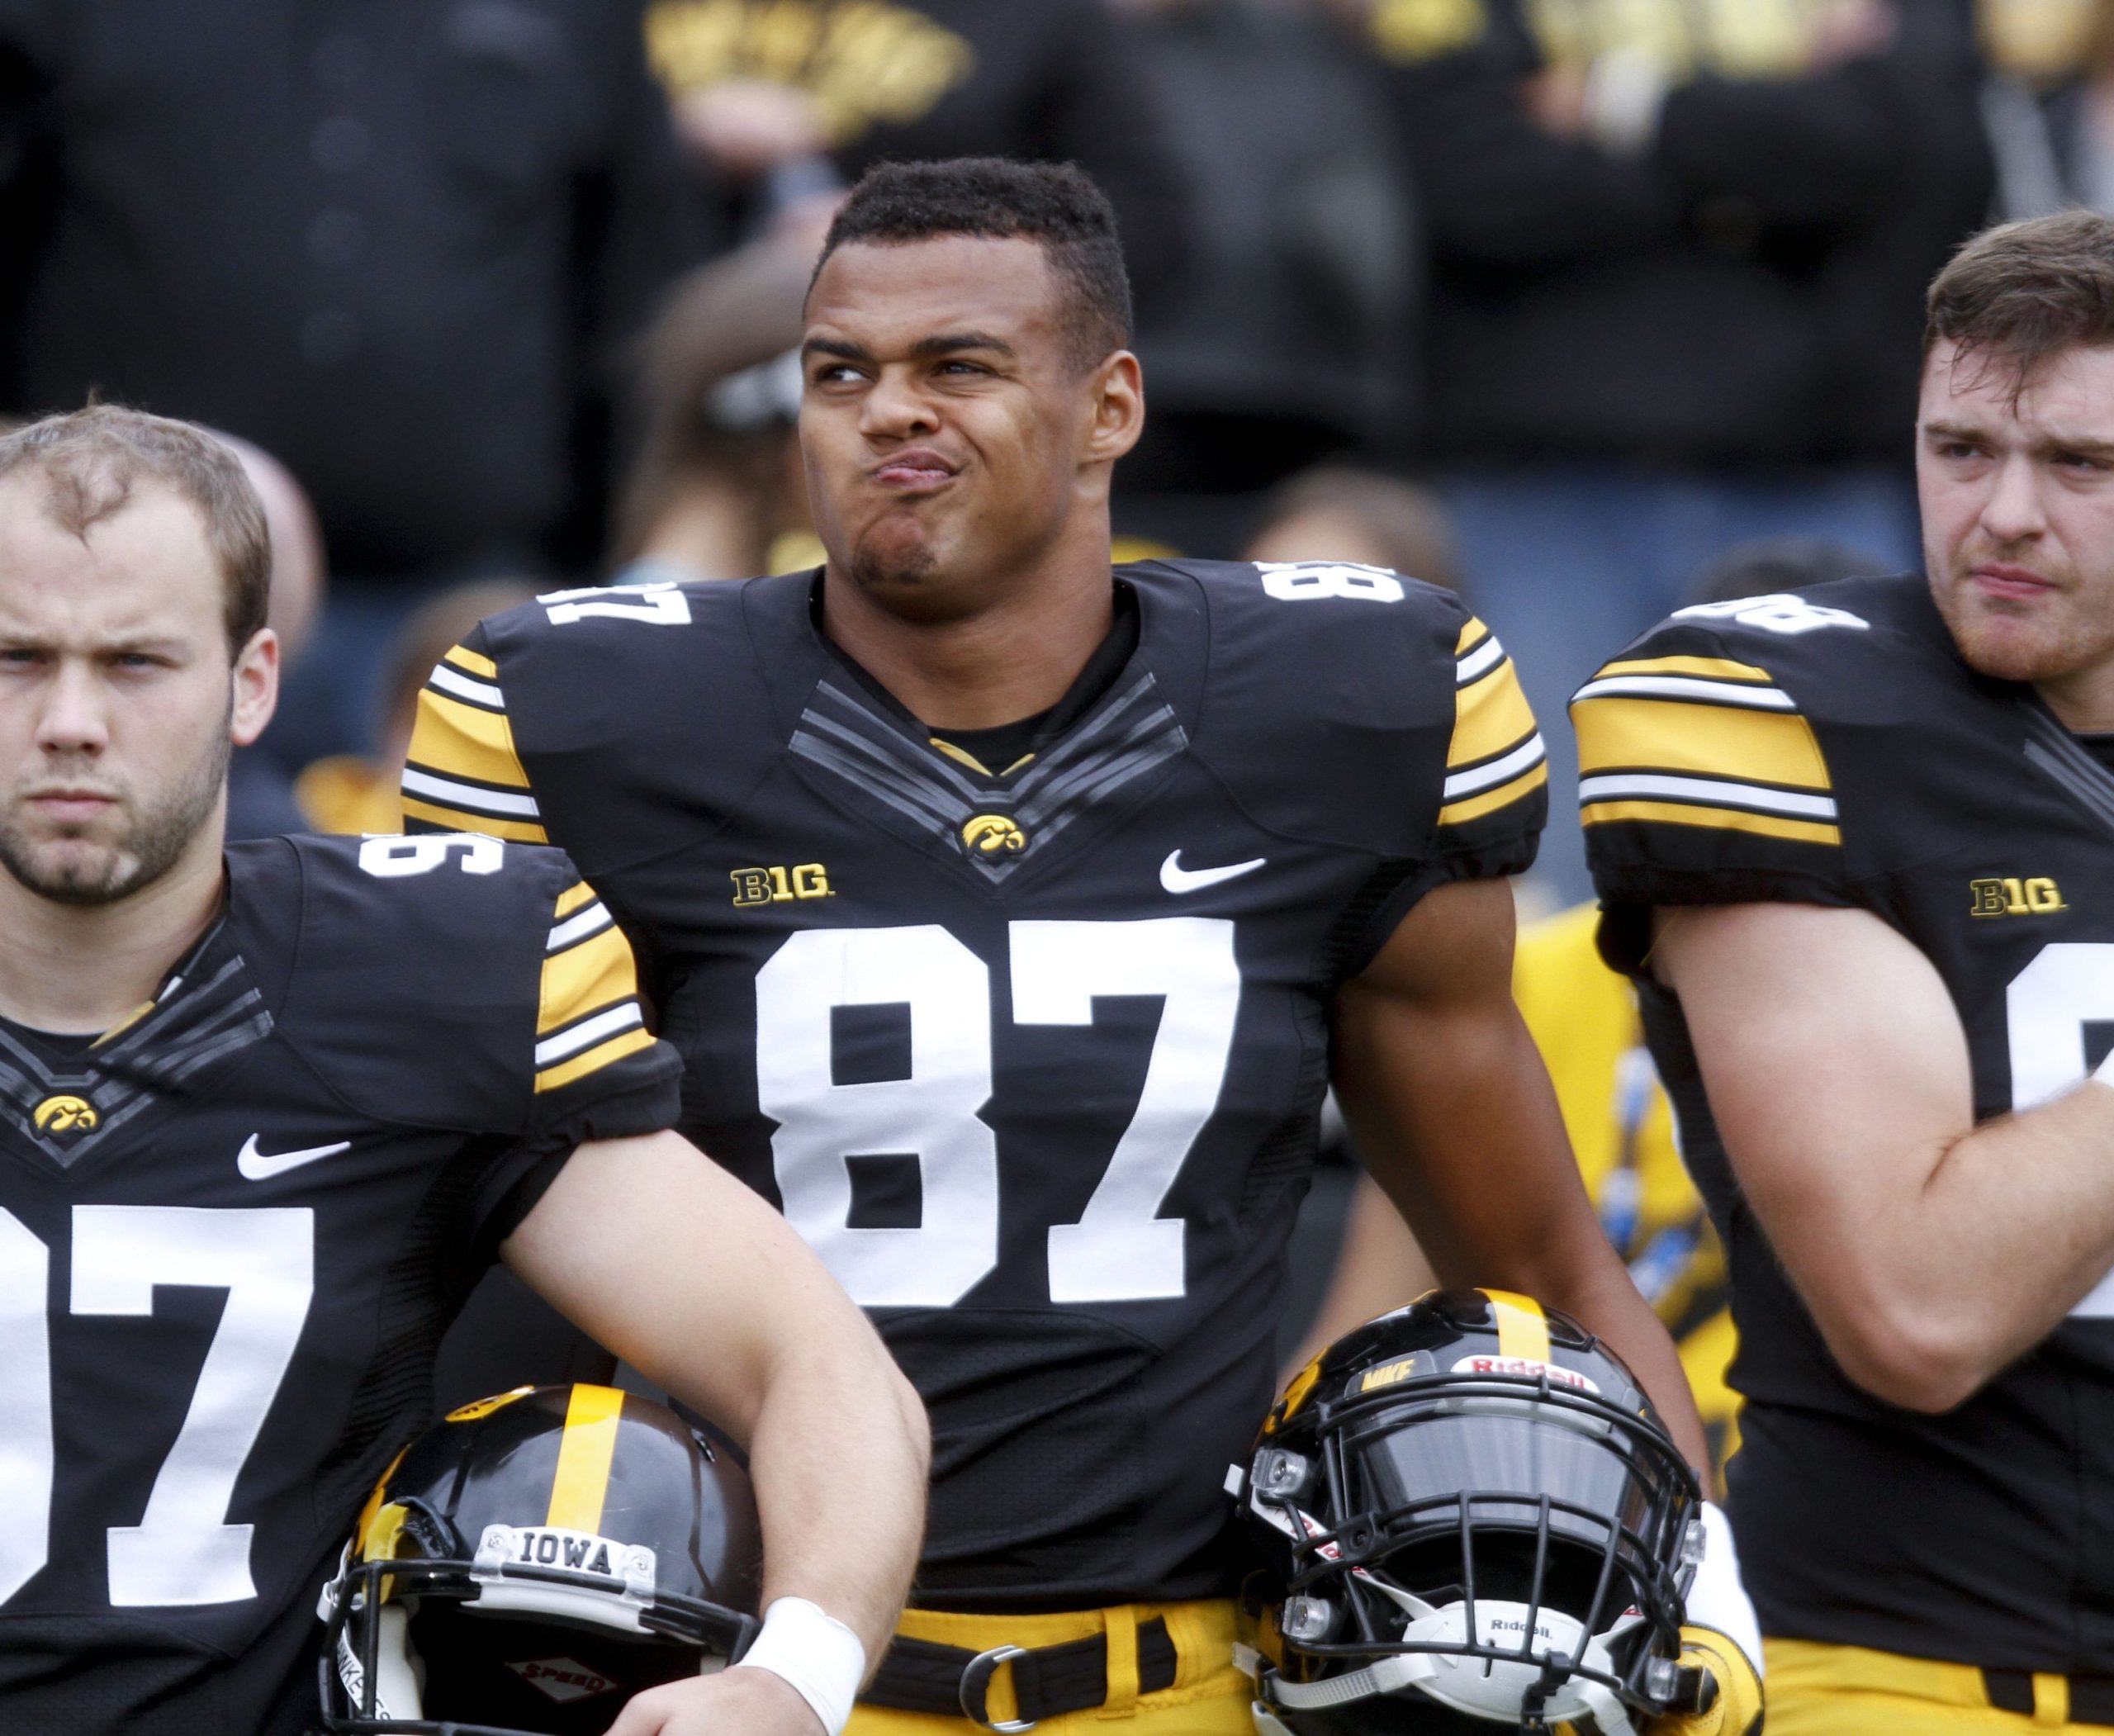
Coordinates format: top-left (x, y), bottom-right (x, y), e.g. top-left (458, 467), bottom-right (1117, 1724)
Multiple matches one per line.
top-left (0, 1207), bottom-right (315, 1608)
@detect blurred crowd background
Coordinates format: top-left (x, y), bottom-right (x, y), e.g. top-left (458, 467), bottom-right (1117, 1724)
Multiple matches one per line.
top-left (5, 0), bottom-right (2101, 893)
top-left (4, 0), bottom-right (2108, 1450)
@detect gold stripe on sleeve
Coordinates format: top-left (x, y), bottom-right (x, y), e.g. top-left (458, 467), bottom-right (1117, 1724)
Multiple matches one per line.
top-left (1579, 797), bottom-right (1840, 846)
top-left (1592, 654), bottom-right (1774, 683)
top-left (1439, 762), bottom-right (1549, 827)
top-left (443, 645), bottom-right (500, 680)
top-left (407, 690), bottom-right (534, 791)
top-left (398, 795), bottom-right (549, 844)
top-left (1575, 696), bottom-right (1830, 790)
top-left (538, 929), bottom-right (637, 1037)
top-left (545, 1385), bottom-right (626, 1532)
top-left (553, 881), bottom-right (600, 921)
top-left (1450, 660), bottom-right (1538, 768)
top-left (534, 1025), bottom-right (657, 1094)
top-left (1455, 617), bottom-right (1492, 657)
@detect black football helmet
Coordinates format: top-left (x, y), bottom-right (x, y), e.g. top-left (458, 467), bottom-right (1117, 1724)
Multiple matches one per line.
top-left (1234, 1291), bottom-right (1705, 1736)
top-left (318, 1384), bottom-right (762, 1735)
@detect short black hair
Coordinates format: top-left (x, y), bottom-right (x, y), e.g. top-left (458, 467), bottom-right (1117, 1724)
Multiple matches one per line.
top-left (811, 158), bottom-right (1133, 373)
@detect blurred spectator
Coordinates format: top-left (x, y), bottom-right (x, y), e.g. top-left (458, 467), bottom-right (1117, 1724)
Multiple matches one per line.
top-left (1242, 465), bottom-right (1461, 587)
top-left (294, 580), bottom-right (540, 837)
top-left (1687, 531), bottom-right (1890, 604)
top-left (641, 0), bottom-right (1188, 309)
top-left (1982, 0), bottom-right (2114, 216)
top-left (1363, 0), bottom-right (1993, 897)
top-left (0, 0), bottom-right (704, 761)
top-left (614, 226), bottom-right (818, 582)
top-left (216, 434), bottom-right (329, 839)
top-left (1111, 0), bottom-right (1418, 555)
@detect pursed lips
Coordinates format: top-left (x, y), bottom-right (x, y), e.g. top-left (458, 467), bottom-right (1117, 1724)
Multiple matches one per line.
top-left (869, 448), bottom-right (959, 493)
top-left (1970, 562), bottom-right (2059, 601)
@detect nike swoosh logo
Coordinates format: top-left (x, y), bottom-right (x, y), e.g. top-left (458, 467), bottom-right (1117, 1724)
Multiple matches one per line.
top-left (1160, 850), bottom-right (1266, 894)
top-left (238, 1134), bottom-right (353, 1181)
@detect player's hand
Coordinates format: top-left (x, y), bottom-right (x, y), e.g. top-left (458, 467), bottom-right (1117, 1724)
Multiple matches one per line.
top-left (604, 1663), bottom-right (826, 1736)
top-left (1643, 1626), bottom-right (1763, 1736)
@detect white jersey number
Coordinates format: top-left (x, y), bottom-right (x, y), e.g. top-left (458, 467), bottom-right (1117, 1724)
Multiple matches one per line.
top-left (2007, 942), bottom-right (2114, 1317)
top-left (0, 1207), bottom-right (315, 1607)
top-left (1254, 562), bottom-right (1405, 604)
top-left (756, 919), bottom-right (1241, 1308)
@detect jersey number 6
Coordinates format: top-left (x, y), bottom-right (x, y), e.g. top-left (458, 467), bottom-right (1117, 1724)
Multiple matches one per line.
top-left (756, 918), bottom-right (1240, 1309)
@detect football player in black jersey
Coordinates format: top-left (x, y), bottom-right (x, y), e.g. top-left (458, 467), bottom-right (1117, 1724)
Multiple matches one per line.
top-left (0, 406), bottom-right (927, 1736)
top-left (1575, 207), bottom-right (2114, 1734)
top-left (406, 159), bottom-right (1755, 1734)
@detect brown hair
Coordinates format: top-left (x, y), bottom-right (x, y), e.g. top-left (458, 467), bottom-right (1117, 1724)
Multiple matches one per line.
top-left (0, 405), bottom-right (272, 655)
top-left (1924, 210), bottom-right (2114, 395)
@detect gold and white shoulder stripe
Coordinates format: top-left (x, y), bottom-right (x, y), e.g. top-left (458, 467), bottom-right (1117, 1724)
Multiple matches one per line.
top-left (534, 884), bottom-right (654, 1093)
top-left (1571, 653), bottom-right (1839, 845)
top-left (401, 644), bottom-right (549, 844)
top-left (1442, 619), bottom-right (1548, 826)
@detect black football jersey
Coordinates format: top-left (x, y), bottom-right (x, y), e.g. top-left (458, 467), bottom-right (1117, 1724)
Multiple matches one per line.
top-left (0, 834), bottom-right (679, 1736)
top-left (1576, 572), bottom-right (2114, 1671)
top-left (401, 559), bottom-right (1547, 1610)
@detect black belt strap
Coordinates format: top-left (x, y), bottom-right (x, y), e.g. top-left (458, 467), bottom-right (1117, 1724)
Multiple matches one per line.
top-left (863, 1615), bottom-right (1179, 1724)
top-left (1985, 1668), bottom-right (2114, 1726)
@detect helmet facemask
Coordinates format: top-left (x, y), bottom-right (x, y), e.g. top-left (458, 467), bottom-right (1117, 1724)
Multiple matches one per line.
top-left (1239, 1304), bottom-right (1703, 1736)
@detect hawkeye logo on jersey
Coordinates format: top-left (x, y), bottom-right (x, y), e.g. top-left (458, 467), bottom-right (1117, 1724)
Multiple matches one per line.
top-left (962, 813), bottom-right (1027, 856)
top-left (505, 1658), bottom-right (620, 1704)
top-left (1970, 876), bottom-right (2068, 918)
top-left (31, 1094), bottom-right (97, 1136)
top-left (729, 863), bottom-right (833, 907)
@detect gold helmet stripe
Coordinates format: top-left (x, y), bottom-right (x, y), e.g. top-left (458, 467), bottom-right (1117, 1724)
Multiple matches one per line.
top-left (1478, 1289), bottom-right (1552, 1364)
top-left (546, 1384), bottom-right (626, 1533)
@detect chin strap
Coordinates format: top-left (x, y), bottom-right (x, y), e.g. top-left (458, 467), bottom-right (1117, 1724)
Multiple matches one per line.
top-left (1257, 1652), bottom-right (1434, 1710)
top-left (1642, 1628), bottom-right (1762, 1736)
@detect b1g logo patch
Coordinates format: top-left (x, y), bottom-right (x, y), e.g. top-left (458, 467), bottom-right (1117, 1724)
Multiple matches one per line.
top-left (1452, 1355), bottom-right (1600, 1394)
top-left (1970, 876), bottom-right (2067, 918)
top-left (729, 862), bottom-right (833, 907)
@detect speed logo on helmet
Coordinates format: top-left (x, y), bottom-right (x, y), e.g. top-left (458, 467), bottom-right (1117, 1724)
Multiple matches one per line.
top-left (317, 1384), bottom-right (763, 1736)
top-left (1232, 1290), bottom-right (1706, 1736)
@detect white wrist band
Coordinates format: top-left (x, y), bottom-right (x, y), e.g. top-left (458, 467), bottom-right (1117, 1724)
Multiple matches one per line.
top-left (1684, 1501), bottom-right (1764, 1677)
top-left (732, 1596), bottom-right (868, 1735)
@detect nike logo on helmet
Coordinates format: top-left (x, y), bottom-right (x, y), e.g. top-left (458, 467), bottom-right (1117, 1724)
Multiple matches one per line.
top-left (1160, 850), bottom-right (1266, 894)
top-left (238, 1133), bottom-right (353, 1181)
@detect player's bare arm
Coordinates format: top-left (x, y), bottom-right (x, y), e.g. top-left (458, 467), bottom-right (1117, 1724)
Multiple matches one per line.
top-left (1657, 900), bottom-right (2114, 1413)
top-left (1332, 875), bottom-right (1713, 1473)
top-left (504, 1129), bottom-right (930, 1734)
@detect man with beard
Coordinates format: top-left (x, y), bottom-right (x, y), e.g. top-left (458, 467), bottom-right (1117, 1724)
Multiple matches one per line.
top-left (0, 406), bottom-right (927, 1736)
top-left (1573, 207), bottom-right (2114, 1732)
top-left (404, 158), bottom-right (1759, 1734)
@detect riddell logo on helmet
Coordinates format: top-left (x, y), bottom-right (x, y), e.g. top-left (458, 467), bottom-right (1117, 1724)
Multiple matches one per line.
top-left (1451, 1355), bottom-right (1600, 1394)
top-left (506, 1658), bottom-right (620, 1703)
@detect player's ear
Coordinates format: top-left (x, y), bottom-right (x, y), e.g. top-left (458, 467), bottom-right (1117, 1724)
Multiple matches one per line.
top-left (230, 627), bottom-right (280, 749)
top-left (1083, 350), bottom-right (1145, 466)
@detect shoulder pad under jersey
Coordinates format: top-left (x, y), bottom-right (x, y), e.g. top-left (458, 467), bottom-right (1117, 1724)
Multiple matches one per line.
top-left (1145, 557), bottom-right (1546, 870)
top-left (1575, 572), bottom-right (1991, 963)
top-left (248, 833), bottom-right (661, 1133)
top-left (401, 576), bottom-right (798, 875)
